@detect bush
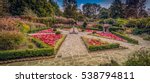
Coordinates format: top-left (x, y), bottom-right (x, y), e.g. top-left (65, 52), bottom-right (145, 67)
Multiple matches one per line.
top-left (104, 18), bottom-right (116, 25)
top-left (143, 34), bottom-right (150, 41)
top-left (28, 43), bottom-right (34, 49)
top-left (31, 38), bottom-right (50, 48)
top-left (0, 31), bottom-right (25, 50)
top-left (82, 21), bottom-right (87, 29)
top-left (0, 48), bottom-right (54, 61)
top-left (133, 28), bottom-right (150, 35)
top-left (125, 18), bottom-right (137, 28)
top-left (115, 18), bottom-right (128, 27)
top-left (125, 48), bottom-right (150, 66)
top-left (112, 31), bottom-right (139, 44)
top-left (0, 18), bottom-right (17, 31)
top-left (55, 31), bottom-right (61, 35)
top-left (17, 22), bottom-right (30, 33)
top-left (28, 27), bottom-right (49, 33)
top-left (88, 43), bottom-right (120, 51)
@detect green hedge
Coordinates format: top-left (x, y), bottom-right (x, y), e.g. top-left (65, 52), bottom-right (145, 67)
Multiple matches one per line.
top-left (31, 38), bottom-right (50, 48)
top-left (81, 37), bottom-right (120, 51)
top-left (54, 35), bottom-right (67, 54)
top-left (88, 43), bottom-right (120, 51)
top-left (133, 28), bottom-right (150, 35)
top-left (112, 31), bottom-right (139, 44)
top-left (28, 27), bottom-right (50, 33)
top-left (0, 37), bottom-right (54, 61)
top-left (0, 48), bottom-right (54, 61)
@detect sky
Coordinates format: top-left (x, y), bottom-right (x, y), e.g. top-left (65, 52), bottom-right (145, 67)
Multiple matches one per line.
top-left (55, 0), bottom-right (150, 10)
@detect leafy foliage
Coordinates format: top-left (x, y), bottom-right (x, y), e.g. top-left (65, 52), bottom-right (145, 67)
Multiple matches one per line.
top-left (0, 31), bottom-right (25, 50)
top-left (125, 48), bottom-right (150, 66)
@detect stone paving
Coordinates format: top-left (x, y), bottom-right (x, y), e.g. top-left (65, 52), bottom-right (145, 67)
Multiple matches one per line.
top-left (1, 28), bottom-right (150, 66)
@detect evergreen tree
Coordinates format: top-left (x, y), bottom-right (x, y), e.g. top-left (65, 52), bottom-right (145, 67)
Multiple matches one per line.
top-left (0, 0), bottom-right (9, 17)
top-left (125, 0), bottom-right (147, 18)
top-left (63, 0), bottom-right (78, 18)
top-left (110, 0), bottom-right (124, 18)
top-left (99, 8), bottom-right (109, 19)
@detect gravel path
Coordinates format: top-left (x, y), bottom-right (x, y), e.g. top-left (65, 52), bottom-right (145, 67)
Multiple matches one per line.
top-left (56, 34), bottom-right (88, 58)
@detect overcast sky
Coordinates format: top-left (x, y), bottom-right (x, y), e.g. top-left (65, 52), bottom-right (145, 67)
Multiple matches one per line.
top-left (55, 0), bottom-right (150, 10)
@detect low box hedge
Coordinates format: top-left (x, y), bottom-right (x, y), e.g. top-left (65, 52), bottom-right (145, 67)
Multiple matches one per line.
top-left (112, 31), bottom-right (139, 44)
top-left (54, 35), bottom-right (67, 54)
top-left (28, 27), bottom-right (50, 33)
top-left (81, 37), bottom-right (120, 51)
top-left (0, 48), bottom-right (54, 61)
top-left (88, 43), bottom-right (120, 51)
top-left (0, 37), bottom-right (54, 61)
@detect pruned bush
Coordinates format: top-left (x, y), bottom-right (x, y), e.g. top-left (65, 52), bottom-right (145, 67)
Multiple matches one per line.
top-left (125, 48), bottom-right (150, 66)
top-left (55, 31), bottom-right (61, 35)
top-left (0, 31), bottom-right (25, 50)
top-left (115, 18), bottom-right (128, 27)
top-left (0, 18), bottom-right (17, 31)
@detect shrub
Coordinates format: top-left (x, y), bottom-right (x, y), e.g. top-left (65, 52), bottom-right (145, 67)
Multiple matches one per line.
top-left (55, 31), bottom-right (61, 35)
top-left (0, 18), bottom-right (17, 31)
top-left (0, 48), bottom-right (54, 61)
top-left (17, 22), bottom-right (30, 33)
top-left (28, 43), bottom-right (34, 49)
top-left (143, 34), bottom-right (150, 41)
top-left (104, 18), bottom-right (116, 25)
top-left (28, 27), bottom-right (50, 33)
top-left (82, 21), bottom-right (87, 29)
top-left (133, 28), bottom-right (150, 35)
top-left (53, 28), bottom-right (57, 32)
top-left (115, 18), bottom-right (128, 27)
top-left (125, 18), bottom-right (137, 28)
top-left (112, 31), bottom-right (139, 44)
top-left (88, 43), bottom-right (120, 51)
top-left (125, 48), bottom-right (150, 66)
top-left (99, 19), bottom-right (105, 24)
top-left (0, 31), bottom-right (25, 50)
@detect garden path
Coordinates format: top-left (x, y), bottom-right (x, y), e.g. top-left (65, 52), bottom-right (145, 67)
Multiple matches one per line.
top-left (56, 28), bottom-right (88, 58)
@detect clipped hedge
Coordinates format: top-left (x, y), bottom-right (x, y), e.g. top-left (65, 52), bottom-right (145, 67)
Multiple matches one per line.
top-left (88, 43), bottom-right (120, 51)
top-left (0, 37), bottom-right (54, 61)
top-left (133, 28), bottom-right (150, 35)
top-left (28, 27), bottom-right (50, 33)
top-left (0, 48), bottom-right (54, 61)
top-left (54, 35), bottom-right (67, 54)
top-left (112, 31), bottom-right (139, 44)
top-left (81, 37), bottom-right (120, 51)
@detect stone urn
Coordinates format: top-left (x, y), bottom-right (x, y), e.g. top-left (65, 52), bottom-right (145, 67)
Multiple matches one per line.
top-left (103, 24), bottom-right (110, 32)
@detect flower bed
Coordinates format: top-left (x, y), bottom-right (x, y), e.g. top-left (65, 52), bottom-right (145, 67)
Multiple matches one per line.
top-left (37, 29), bottom-right (53, 33)
top-left (96, 32), bottom-right (125, 41)
top-left (81, 37), bottom-right (120, 51)
top-left (32, 34), bottom-right (62, 47)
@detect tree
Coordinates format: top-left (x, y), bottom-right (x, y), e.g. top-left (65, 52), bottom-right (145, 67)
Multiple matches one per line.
top-left (99, 8), bottom-right (109, 19)
top-left (63, 0), bottom-right (78, 19)
top-left (8, 0), bottom-right (56, 17)
top-left (0, 0), bottom-right (9, 17)
top-left (125, 0), bottom-right (147, 18)
top-left (110, 0), bottom-right (124, 18)
top-left (82, 3), bottom-right (101, 18)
